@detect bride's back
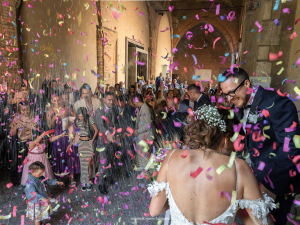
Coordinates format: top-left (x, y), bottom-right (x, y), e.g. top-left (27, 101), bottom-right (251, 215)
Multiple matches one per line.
top-left (168, 149), bottom-right (242, 224)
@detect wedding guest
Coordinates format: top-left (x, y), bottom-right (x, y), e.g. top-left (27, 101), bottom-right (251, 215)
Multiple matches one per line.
top-left (74, 107), bottom-right (98, 191)
top-left (132, 94), bottom-right (154, 178)
top-left (220, 67), bottom-right (300, 224)
top-left (25, 161), bottom-right (64, 225)
top-left (9, 102), bottom-right (39, 186)
top-left (74, 84), bottom-right (101, 117)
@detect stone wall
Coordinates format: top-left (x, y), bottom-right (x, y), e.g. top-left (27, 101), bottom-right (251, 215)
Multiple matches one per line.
top-left (240, 0), bottom-right (297, 90)
top-left (0, 0), bottom-right (22, 89)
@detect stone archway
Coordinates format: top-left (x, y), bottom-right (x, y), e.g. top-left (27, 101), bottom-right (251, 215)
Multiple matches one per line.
top-left (172, 11), bottom-right (239, 54)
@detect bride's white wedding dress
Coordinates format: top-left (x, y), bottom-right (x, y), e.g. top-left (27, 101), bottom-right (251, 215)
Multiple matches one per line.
top-left (148, 150), bottom-right (276, 225)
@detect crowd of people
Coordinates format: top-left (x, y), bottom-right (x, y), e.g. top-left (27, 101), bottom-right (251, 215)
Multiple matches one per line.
top-left (1, 67), bottom-right (300, 225)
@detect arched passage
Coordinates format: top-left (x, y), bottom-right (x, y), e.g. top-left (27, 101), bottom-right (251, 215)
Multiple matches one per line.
top-left (172, 11), bottom-right (239, 53)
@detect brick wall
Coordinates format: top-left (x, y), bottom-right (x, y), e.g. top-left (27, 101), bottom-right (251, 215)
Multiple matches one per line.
top-left (0, 0), bottom-right (22, 88)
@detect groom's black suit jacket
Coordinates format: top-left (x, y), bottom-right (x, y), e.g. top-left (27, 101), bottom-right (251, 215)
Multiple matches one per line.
top-left (237, 86), bottom-right (300, 196)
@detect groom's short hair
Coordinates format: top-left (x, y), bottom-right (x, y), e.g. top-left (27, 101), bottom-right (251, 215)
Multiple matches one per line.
top-left (222, 67), bottom-right (249, 82)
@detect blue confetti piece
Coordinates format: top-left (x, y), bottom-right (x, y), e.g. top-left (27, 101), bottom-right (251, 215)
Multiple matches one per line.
top-left (192, 75), bottom-right (200, 80)
top-left (293, 63), bottom-right (298, 68)
top-left (183, 16), bottom-right (186, 19)
top-left (171, 34), bottom-right (180, 39)
top-left (218, 73), bottom-right (226, 83)
top-left (274, 18), bottom-right (280, 26)
top-left (11, 21), bottom-right (17, 27)
top-left (273, 0), bottom-right (280, 11)
top-left (31, 48), bottom-right (35, 52)
top-left (225, 53), bottom-right (230, 57)
top-left (251, 29), bottom-right (255, 32)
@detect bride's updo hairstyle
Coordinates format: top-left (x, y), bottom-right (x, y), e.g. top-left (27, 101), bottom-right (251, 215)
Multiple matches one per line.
top-left (184, 105), bottom-right (240, 151)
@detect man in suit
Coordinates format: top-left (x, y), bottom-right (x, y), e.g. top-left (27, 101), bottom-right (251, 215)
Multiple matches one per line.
top-left (93, 92), bottom-right (116, 194)
top-left (131, 94), bottom-right (154, 178)
top-left (155, 73), bottom-right (163, 91)
top-left (114, 95), bottom-right (134, 176)
top-left (220, 67), bottom-right (300, 224)
top-left (178, 84), bottom-right (211, 112)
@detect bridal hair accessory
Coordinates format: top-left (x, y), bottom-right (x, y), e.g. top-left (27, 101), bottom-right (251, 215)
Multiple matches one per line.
top-left (194, 104), bottom-right (227, 132)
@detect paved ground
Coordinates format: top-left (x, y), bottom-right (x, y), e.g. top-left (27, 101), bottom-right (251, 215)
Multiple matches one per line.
top-left (0, 168), bottom-right (164, 225)
top-left (1, 167), bottom-right (300, 225)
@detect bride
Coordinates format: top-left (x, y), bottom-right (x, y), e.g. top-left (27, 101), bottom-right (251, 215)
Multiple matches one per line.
top-left (148, 105), bottom-right (275, 225)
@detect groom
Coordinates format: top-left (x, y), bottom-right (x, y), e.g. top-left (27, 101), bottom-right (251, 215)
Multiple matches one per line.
top-left (220, 68), bottom-right (300, 224)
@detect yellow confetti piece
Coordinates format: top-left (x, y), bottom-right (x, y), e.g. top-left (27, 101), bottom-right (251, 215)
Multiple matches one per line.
top-left (96, 147), bottom-right (105, 152)
top-left (26, 28), bottom-right (31, 32)
top-left (276, 61), bottom-right (283, 65)
top-left (277, 67), bottom-right (284, 75)
top-left (84, 3), bottom-right (89, 10)
top-left (58, 21), bottom-right (64, 26)
top-left (138, 76), bottom-right (144, 80)
top-left (261, 77), bottom-right (269, 83)
top-left (231, 190), bottom-right (237, 205)
top-left (230, 132), bottom-right (239, 142)
top-left (144, 154), bottom-right (154, 170)
top-left (157, 220), bottom-right (163, 225)
top-left (262, 126), bottom-right (270, 139)
top-left (228, 110), bottom-right (234, 119)
top-left (65, 75), bottom-right (70, 79)
top-left (294, 86), bottom-right (300, 96)
top-left (131, 116), bottom-right (136, 121)
top-left (52, 204), bottom-right (60, 211)
top-left (36, 73), bottom-right (40, 77)
top-left (227, 152), bottom-right (236, 168)
top-left (42, 205), bottom-right (51, 215)
top-left (19, 149), bottom-right (25, 153)
top-left (0, 213), bottom-right (11, 219)
top-left (266, 102), bottom-right (274, 109)
top-left (162, 112), bottom-right (167, 119)
top-left (44, 54), bottom-right (49, 57)
top-left (234, 78), bottom-right (238, 85)
top-left (43, 30), bottom-right (48, 36)
top-left (269, 153), bottom-right (276, 158)
top-left (293, 135), bottom-right (300, 148)
top-left (216, 165), bottom-right (228, 175)
top-left (242, 151), bottom-right (249, 159)
top-left (138, 140), bottom-right (149, 152)
top-left (258, 77), bottom-right (261, 82)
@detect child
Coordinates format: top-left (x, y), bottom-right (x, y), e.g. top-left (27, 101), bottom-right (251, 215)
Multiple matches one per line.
top-left (21, 132), bottom-right (67, 186)
top-left (25, 161), bottom-right (64, 225)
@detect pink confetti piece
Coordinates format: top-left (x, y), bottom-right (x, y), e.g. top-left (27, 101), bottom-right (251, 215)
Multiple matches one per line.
top-left (286, 213), bottom-right (299, 225)
top-left (282, 8), bottom-right (290, 14)
top-left (219, 191), bottom-right (231, 202)
top-left (6, 182), bottom-right (13, 188)
top-left (139, 11), bottom-right (144, 16)
top-left (227, 11), bottom-right (236, 21)
top-left (195, 14), bottom-right (199, 20)
top-left (135, 60), bottom-right (145, 66)
top-left (255, 21), bottom-right (263, 32)
top-left (219, 56), bottom-right (226, 64)
top-left (216, 4), bottom-right (220, 15)
top-left (160, 27), bottom-right (169, 32)
top-left (172, 47), bottom-right (178, 54)
top-left (202, 0), bottom-right (214, 12)
top-left (190, 166), bottom-right (203, 178)
top-left (206, 167), bottom-right (213, 180)
top-left (169, 5), bottom-right (174, 12)
top-left (21, 215), bottom-right (25, 225)
top-left (180, 150), bottom-right (188, 158)
top-left (290, 169), bottom-right (297, 177)
top-left (13, 206), bottom-right (17, 217)
top-left (257, 162), bottom-right (266, 171)
top-left (3, 1), bottom-right (9, 6)
top-left (174, 121), bottom-right (182, 127)
top-left (186, 31), bottom-right (193, 40)
top-left (287, 26), bottom-right (293, 30)
top-left (291, 32), bottom-right (297, 40)
top-left (283, 137), bottom-right (291, 152)
top-left (41, 177), bottom-right (49, 183)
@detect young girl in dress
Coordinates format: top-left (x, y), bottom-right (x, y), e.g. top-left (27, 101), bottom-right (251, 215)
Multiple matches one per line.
top-left (25, 161), bottom-right (64, 225)
top-left (21, 132), bottom-right (67, 185)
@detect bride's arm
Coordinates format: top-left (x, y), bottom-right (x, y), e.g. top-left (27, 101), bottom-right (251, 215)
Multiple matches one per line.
top-left (149, 152), bottom-right (171, 217)
top-left (238, 159), bottom-right (274, 225)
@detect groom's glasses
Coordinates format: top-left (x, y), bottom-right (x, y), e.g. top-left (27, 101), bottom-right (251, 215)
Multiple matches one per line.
top-left (221, 78), bottom-right (248, 99)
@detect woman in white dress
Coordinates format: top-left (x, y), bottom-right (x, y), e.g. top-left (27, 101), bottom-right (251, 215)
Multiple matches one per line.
top-left (148, 105), bottom-right (275, 225)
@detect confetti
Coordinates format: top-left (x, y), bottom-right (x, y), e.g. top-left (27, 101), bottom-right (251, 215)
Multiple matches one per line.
top-left (190, 166), bottom-right (203, 178)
